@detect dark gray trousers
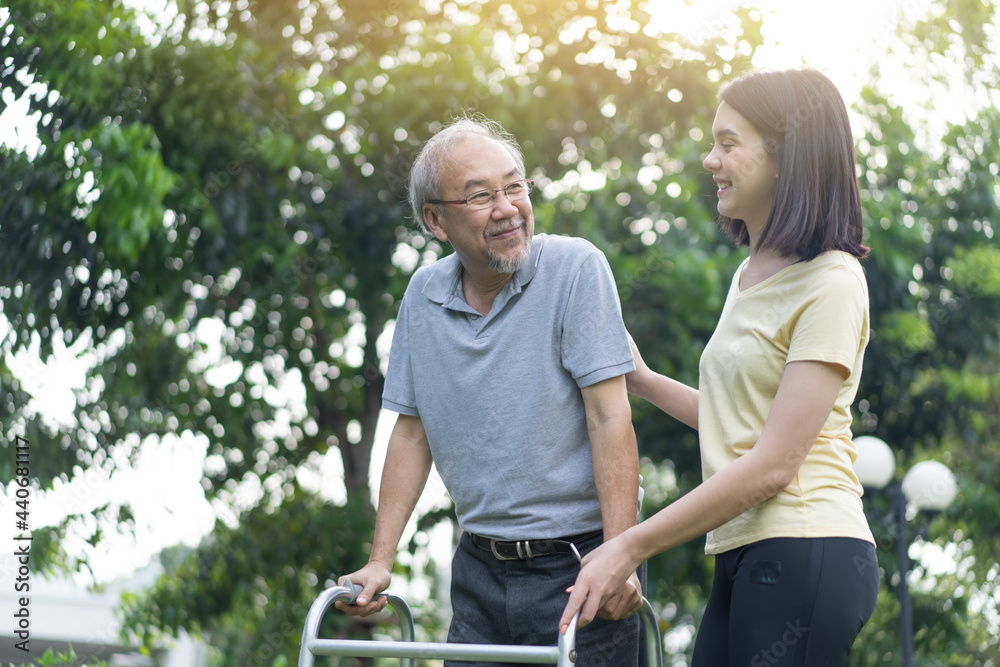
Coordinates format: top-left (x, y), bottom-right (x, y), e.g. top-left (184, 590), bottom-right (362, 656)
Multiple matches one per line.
top-left (446, 531), bottom-right (645, 667)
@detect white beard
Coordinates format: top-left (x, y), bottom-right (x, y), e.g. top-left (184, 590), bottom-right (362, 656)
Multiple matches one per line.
top-left (487, 234), bottom-right (532, 274)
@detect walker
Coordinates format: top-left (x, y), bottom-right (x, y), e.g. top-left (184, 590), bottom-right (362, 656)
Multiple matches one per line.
top-left (297, 579), bottom-right (663, 666)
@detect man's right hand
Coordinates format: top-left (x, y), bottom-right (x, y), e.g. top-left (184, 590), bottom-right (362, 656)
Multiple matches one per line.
top-left (334, 562), bottom-right (392, 617)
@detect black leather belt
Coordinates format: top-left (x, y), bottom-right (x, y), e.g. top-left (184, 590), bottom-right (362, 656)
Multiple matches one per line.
top-left (469, 529), bottom-right (603, 561)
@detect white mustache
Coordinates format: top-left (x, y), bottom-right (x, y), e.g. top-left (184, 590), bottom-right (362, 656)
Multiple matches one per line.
top-left (485, 219), bottom-right (524, 238)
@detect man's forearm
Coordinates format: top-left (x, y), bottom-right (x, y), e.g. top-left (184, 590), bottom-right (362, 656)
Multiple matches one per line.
top-left (582, 376), bottom-right (640, 540)
top-left (369, 415), bottom-right (434, 566)
top-left (590, 416), bottom-right (640, 540)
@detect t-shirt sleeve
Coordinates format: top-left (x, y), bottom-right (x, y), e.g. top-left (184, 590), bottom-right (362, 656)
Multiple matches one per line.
top-left (560, 249), bottom-right (636, 387)
top-left (381, 292), bottom-right (419, 416)
top-left (785, 265), bottom-right (869, 377)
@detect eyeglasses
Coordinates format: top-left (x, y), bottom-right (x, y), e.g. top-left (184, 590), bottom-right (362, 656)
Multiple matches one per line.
top-left (428, 179), bottom-right (533, 210)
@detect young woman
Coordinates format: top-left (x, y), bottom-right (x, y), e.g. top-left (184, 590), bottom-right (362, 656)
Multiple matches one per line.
top-left (559, 68), bottom-right (879, 665)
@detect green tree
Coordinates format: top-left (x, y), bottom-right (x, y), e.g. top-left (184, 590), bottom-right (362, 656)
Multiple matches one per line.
top-left (846, 4), bottom-right (1000, 663)
top-left (1, 0), bottom-right (406, 661)
top-left (0, 0), bottom-right (739, 662)
top-left (2, 0), bottom-right (998, 665)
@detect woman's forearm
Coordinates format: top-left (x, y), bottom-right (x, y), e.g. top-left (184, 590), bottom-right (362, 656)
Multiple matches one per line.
top-left (628, 369), bottom-right (699, 430)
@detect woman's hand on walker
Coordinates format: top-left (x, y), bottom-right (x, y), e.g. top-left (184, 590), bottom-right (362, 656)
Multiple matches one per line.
top-left (559, 535), bottom-right (639, 632)
top-left (596, 570), bottom-right (643, 621)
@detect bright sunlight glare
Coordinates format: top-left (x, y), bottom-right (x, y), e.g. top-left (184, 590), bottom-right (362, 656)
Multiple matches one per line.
top-left (648, 0), bottom-right (888, 102)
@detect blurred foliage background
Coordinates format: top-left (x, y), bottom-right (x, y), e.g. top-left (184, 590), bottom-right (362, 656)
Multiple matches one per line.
top-left (1, 0), bottom-right (998, 665)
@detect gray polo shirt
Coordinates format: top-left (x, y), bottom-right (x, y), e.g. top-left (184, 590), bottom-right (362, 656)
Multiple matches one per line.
top-left (382, 233), bottom-right (634, 540)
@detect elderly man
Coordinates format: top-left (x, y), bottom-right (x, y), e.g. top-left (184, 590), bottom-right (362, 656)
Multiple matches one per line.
top-left (337, 115), bottom-right (644, 666)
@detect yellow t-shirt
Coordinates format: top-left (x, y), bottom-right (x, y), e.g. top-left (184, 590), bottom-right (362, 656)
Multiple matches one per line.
top-left (699, 251), bottom-right (875, 555)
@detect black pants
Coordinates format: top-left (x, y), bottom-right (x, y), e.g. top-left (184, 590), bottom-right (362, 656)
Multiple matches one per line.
top-left (446, 531), bottom-right (645, 666)
top-left (692, 537), bottom-right (879, 666)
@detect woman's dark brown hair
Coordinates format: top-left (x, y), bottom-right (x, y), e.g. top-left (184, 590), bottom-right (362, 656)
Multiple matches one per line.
top-left (716, 68), bottom-right (869, 261)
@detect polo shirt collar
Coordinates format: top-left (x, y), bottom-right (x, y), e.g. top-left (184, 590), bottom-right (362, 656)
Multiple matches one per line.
top-left (421, 234), bottom-right (543, 309)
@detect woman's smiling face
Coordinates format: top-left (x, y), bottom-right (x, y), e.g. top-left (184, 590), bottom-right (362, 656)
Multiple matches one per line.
top-left (703, 101), bottom-right (779, 232)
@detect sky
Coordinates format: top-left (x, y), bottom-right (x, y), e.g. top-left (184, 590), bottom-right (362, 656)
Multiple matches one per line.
top-left (0, 0), bottom-right (986, 585)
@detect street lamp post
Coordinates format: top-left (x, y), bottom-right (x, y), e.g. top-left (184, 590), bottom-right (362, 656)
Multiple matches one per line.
top-left (852, 436), bottom-right (957, 667)
top-left (886, 481), bottom-right (914, 666)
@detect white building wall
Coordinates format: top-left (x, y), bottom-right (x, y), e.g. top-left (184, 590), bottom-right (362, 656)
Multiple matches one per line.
top-left (0, 556), bottom-right (206, 666)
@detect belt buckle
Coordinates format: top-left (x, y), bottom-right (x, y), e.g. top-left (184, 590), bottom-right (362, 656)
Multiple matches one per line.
top-left (490, 539), bottom-right (517, 561)
top-left (490, 539), bottom-right (534, 560)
